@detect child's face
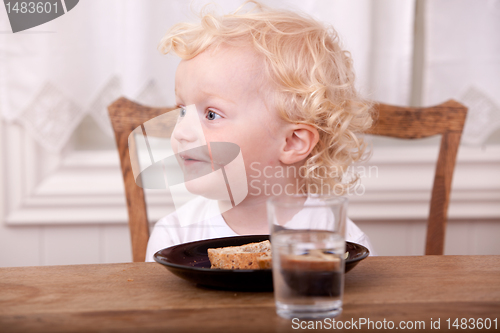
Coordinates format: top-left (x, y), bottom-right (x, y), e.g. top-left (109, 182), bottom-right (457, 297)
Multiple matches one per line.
top-left (171, 44), bottom-right (288, 200)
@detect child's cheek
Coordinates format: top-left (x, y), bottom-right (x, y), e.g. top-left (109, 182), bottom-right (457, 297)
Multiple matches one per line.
top-left (170, 137), bottom-right (179, 155)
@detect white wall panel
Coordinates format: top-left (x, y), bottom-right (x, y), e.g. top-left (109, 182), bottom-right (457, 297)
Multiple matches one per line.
top-left (472, 221), bottom-right (500, 255)
top-left (404, 222), bottom-right (425, 255)
top-left (0, 223), bottom-right (41, 267)
top-left (355, 220), bottom-right (415, 256)
top-left (102, 225), bottom-right (132, 263)
top-left (444, 221), bottom-right (472, 255)
top-left (43, 225), bottom-right (101, 266)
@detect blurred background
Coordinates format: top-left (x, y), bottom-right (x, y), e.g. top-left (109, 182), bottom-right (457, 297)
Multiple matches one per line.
top-left (1, 0), bottom-right (499, 266)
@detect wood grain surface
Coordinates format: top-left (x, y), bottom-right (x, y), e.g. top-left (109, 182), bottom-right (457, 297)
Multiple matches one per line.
top-left (1, 256), bottom-right (498, 332)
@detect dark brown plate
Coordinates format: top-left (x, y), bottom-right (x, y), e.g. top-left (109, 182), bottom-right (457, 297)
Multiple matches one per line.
top-left (154, 235), bottom-right (369, 291)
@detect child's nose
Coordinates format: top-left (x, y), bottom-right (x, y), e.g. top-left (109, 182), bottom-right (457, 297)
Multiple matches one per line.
top-left (173, 119), bottom-right (197, 143)
top-left (172, 105), bottom-right (206, 145)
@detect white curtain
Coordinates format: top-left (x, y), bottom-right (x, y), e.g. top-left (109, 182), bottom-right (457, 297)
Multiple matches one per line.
top-left (422, 0), bottom-right (500, 145)
top-left (1, 1), bottom-right (187, 151)
top-left (12, 0), bottom-right (500, 152)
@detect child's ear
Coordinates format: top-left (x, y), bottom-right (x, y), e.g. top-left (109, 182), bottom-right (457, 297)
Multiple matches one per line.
top-left (279, 124), bottom-right (319, 165)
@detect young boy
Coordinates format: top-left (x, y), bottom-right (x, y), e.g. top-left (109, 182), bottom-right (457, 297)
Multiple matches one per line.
top-left (145, 1), bottom-right (375, 261)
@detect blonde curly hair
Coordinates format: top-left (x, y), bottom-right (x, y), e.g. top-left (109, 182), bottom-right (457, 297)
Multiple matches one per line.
top-left (158, 1), bottom-right (373, 194)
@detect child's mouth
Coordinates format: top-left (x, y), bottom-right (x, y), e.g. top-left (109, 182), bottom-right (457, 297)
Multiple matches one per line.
top-left (180, 153), bottom-right (204, 163)
top-left (175, 146), bottom-right (216, 180)
top-left (179, 152), bottom-right (211, 169)
top-left (182, 157), bottom-right (203, 165)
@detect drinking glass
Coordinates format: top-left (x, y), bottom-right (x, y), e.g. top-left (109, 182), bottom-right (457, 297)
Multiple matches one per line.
top-left (267, 195), bottom-right (347, 319)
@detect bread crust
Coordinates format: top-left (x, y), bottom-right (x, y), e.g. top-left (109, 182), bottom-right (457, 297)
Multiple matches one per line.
top-left (208, 240), bottom-right (271, 269)
top-left (257, 253), bottom-right (272, 269)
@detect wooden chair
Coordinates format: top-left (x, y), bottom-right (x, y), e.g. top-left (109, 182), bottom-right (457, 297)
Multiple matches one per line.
top-left (366, 99), bottom-right (467, 255)
top-left (108, 97), bottom-right (176, 262)
top-left (108, 97), bottom-right (467, 261)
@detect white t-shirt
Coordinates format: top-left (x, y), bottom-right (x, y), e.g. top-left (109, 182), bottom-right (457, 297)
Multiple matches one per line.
top-left (146, 196), bottom-right (376, 261)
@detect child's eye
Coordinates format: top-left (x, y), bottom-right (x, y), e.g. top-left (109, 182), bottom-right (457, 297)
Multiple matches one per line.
top-left (206, 109), bottom-right (222, 120)
top-left (179, 106), bottom-right (186, 117)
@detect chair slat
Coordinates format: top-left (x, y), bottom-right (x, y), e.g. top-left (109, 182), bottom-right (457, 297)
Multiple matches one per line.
top-left (108, 97), bottom-right (176, 262)
top-left (367, 100), bottom-right (467, 139)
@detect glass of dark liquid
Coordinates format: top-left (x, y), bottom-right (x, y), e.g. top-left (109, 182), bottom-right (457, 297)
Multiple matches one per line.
top-left (267, 195), bottom-right (347, 319)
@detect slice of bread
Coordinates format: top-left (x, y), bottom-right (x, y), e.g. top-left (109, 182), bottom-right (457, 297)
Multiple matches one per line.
top-left (257, 252), bottom-right (272, 269)
top-left (208, 240), bottom-right (271, 269)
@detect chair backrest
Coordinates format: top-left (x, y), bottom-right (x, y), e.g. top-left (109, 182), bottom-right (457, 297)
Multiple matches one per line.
top-left (108, 97), bottom-right (176, 262)
top-left (108, 97), bottom-right (467, 261)
top-left (366, 99), bottom-right (467, 255)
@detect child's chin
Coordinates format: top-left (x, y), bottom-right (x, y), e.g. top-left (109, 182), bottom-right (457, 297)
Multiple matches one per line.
top-left (184, 181), bottom-right (231, 201)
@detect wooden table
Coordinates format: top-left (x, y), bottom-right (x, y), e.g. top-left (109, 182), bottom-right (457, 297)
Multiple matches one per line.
top-left (1, 256), bottom-right (499, 332)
